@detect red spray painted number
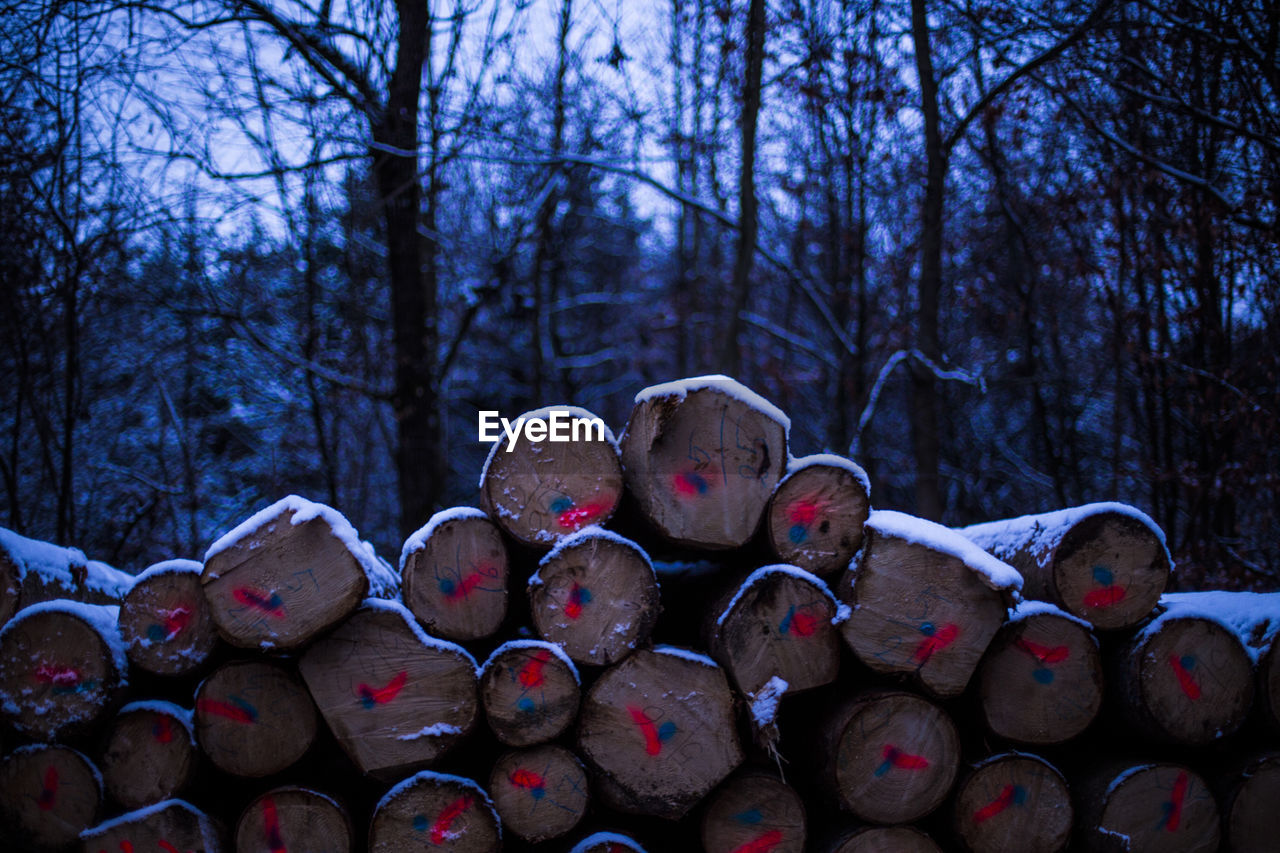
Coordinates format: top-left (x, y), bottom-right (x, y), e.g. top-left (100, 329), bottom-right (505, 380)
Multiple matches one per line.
top-left (37, 765), bottom-right (58, 811)
top-left (357, 671), bottom-right (408, 709)
top-left (1169, 655), bottom-right (1202, 700)
top-left (972, 784), bottom-right (1028, 823)
top-left (262, 797), bottom-right (287, 853)
top-left (429, 795), bottom-right (473, 845)
top-left (233, 587), bottom-right (286, 619)
top-left (730, 830), bottom-right (784, 853)
top-left (913, 623), bottom-right (959, 663)
top-left (1160, 771), bottom-right (1189, 832)
top-left (518, 650), bottom-right (552, 688)
top-left (874, 744), bottom-right (930, 777)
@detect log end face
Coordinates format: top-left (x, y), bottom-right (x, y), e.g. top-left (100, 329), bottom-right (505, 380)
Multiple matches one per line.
top-left (489, 745), bottom-right (589, 843)
top-left (195, 661), bottom-right (318, 778)
top-left (236, 787), bottom-right (352, 853)
top-left (700, 773), bottom-right (806, 853)
top-left (1227, 756), bottom-right (1280, 852)
top-left (1054, 512), bottom-right (1170, 630)
top-left (0, 745), bottom-right (102, 851)
top-left (481, 643), bottom-right (580, 747)
top-left (1097, 765), bottom-right (1219, 853)
top-left (369, 772), bottom-right (500, 853)
top-left (401, 514), bottom-right (508, 642)
top-left (121, 569), bottom-right (219, 676)
top-left (952, 754), bottom-right (1072, 853)
top-left (767, 461), bottom-right (869, 578)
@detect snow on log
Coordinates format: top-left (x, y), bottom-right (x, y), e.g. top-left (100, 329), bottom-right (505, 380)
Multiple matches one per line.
top-left (951, 752), bottom-right (1073, 853)
top-left (0, 526), bottom-right (132, 626)
top-left (766, 454), bottom-right (870, 578)
top-left (201, 495), bottom-right (397, 651)
top-left (976, 602), bottom-right (1103, 745)
top-left (79, 799), bottom-right (223, 853)
top-left (1078, 763), bottom-right (1219, 853)
top-left (100, 701), bottom-right (197, 810)
top-left (620, 376), bottom-right (789, 549)
top-left (479, 405), bottom-right (624, 547)
top-left (700, 771), bottom-right (805, 853)
top-left (368, 770), bottom-right (500, 853)
top-left (578, 646), bottom-right (743, 819)
top-left (488, 744), bottom-right (589, 843)
top-left (819, 689), bottom-right (960, 824)
top-left (569, 832), bottom-right (648, 853)
top-left (297, 599), bottom-right (478, 780)
top-left (0, 744), bottom-right (102, 851)
top-left (118, 560), bottom-right (219, 676)
top-left (234, 786), bottom-right (352, 853)
top-left (710, 564), bottom-right (842, 697)
top-left (193, 660), bottom-right (317, 778)
top-left (1222, 754), bottom-right (1280, 853)
top-left (838, 511), bottom-right (1018, 698)
top-left (0, 601), bottom-right (126, 740)
top-left (529, 527), bottom-right (659, 666)
top-left (824, 826), bottom-right (942, 853)
top-left (1115, 610), bottom-right (1255, 744)
top-left (480, 640), bottom-right (580, 747)
top-left (400, 508), bottom-right (508, 642)
top-left (961, 503), bottom-right (1171, 630)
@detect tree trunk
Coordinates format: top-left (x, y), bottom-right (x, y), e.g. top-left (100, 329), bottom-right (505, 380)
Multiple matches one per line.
top-left (0, 526), bottom-right (132, 625)
top-left (1221, 754), bottom-right (1280, 853)
top-left (765, 455), bottom-right (870, 578)
top-left (368, 770), bottom-right (500, 853)
top-left (700, 770), bottom-right (806, 853)
top-left (824, 826), bottom-right (942, 853)
top-left (1076, 763), bottom-right (1219, 852)
top-left (80, 799), bottom-right (224, 853)
top-left (951, 753), bottom-right (1073, 853)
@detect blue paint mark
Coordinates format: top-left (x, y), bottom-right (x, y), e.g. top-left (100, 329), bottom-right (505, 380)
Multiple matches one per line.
top-left (439, 577), bottom-right (456, 596)
top-left (146, 624), bottom-right (166, 642)
top-left (551, 496), bottom-right (573, 514)
top-left (517, 697), bottom-right (536, 713)
top-left (788, 524), bottom-right (808, 544)
top-left (920, 622), bottom-right (936, 636)
top-left (1093, 565), bottom-right (1114, 586)
top-left (734, 809), bottom-right (764, 825)
top-left (779, 605), bottom-right (796, 636)
top-left (1181, 655), bottom-right (1196, 670)
top-left (412, 814), bottom-right (428, 832)
top-left (1012, 785), bottom-right (1028, 806)
top-left (657, 721), bottom-right (677, 743)
top-left (1033, 667), bottom-right (1055, 685)
top-left (531, 786), bottom-right (546, 800)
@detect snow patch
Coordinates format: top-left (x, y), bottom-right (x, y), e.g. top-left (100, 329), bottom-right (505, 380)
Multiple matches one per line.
top-left (634, 375), bottom-right (791, 433)
top-left (1140, 591), bottom-right (1280, 662)
top-left (400, 507), bottom-right (490, 572)
top-left (653, 644), bottom-right (717, 668)
top-left (750, 675), bottom-right (789, 728)
top-left (0, 525), bottom-right (132, 598)
top-left (869, 510), bottom-right (1022, 591)
top-left (1009, 598), bottom-right (1094, 630)
top-left (129, 559), bottom-right (202, 587)
top-left (781, 453), bottom-right (871, 496)
top-left (119, 699), bottom-right (194, 733)
top-left (570, 832), bottom-right (647, 853)
top-left (80, 799), bottom-right (215, 846)
top-left (375, 770), bottom-right (498, 838)
top-left (396, 722), bottom-right (463, 741)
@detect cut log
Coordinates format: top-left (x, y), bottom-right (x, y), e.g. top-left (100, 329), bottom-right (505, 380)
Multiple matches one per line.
top-left (700, 771), bottom-right (805, 853)
top-left (0, 744), bottom-right (102, 851)
top-left (976, 602), bottom-right (1103, 744)
top-left (1115, 612), bottom-right (1255, 744)
top-left (488, 744), bottom-right (589, 843)
top-left (80, 799), bottom-right (223, 853)
top-left (1222, 754), bottom-right (1280, 853)
top-left (819, 689), bottom-right (960, 824)
top-left (765, 455), bottom-right (870, 578)
top-left (193, 660), bottom-right (317, 778)
top-left (297, 599), bottom-right (478, 780)
top-left (479, 405), bottom-right (624, 547)
top-left (118, 559), bottom-right (220, 676)
top-left (100, 700), bottom-right (197, 810)
top-left (400, 508), bottom-right (508, 642)
top-left (578, 646), bottom-right (743, 819)
top-left (201, 495), bottom-right (398, 651)
top-left (235, 786), bottom-right (352, 853)
top-left (480, 640), bottom-right (580, 747)
top-left (838, 511), bottom-right (1019, 698)
top-left (620, 376), bottom-right (789, 549)
top-left (0, 600), bottom-right (126, 740)
top-left (951, 752), bottom-right (1072, 853)
top-left (710, 564), bottom-right (842, 697)
top-left (569, 832), bottom-right (647, 853)
top-left (1262, 638), bottom-right (1280, 735)
top-left (0, 526), bottom-right (132, 626)
top-left (961, 503), bottom-right (1171, 630)
top-left (529, 527), bottom-right (659, 666)
top-left (368, 770), bottom-right (500, 853)
top-left (824, 827), bottom-right (942, 853)
top-left (1079, 763), bottom-right (1219, 852)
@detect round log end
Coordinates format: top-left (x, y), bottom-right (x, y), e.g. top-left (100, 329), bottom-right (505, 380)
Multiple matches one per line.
top-left (1226, 755), bottom-right (1280, 853)
top-left (369, 771), bottom-right (500, 853)
top-left (489, 744), bottom-right (589, 843)
top-left (952, 753), bottom-right (1072, 853)
top-left (120, 561), bottom-right (219, 676)
top-left (101, 701), bottom-right (197, 810)
top-left (828, 826), bottom-right (942, 853)
top-left (401, 509), bottom-right (508, 642)
top-left (0, 744), bottom-right (102, 851)
top-left (1053, 511), bottom-right (1169, 630)
top-left (194, 660), bottom-right (317, 778)
top-left (480, 640), bottom-right (580, 747)
top-left (701, 772), bottom-right (805, 853)
top-left (1090, 764), bottom-right (1219, 853)
top-left (766, 456), bottom-right (869, 577)
top-left (569, 831), bottom-right (648, 852)
top-left (235, 786), bottom-right (352, 853)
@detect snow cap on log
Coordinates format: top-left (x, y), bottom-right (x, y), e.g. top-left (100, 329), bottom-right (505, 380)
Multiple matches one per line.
top-left (489, 744), bottom-right (589, 842)
top-left (119, 559), bottom-right (219, 676)
top-left (202, 495), bottom-right (398, 651)
top-left (479, 404), bottom-right (624, 547)
top-left (621, 375), bottom-right (789, 549)
top-left (767, 453), bottom-right (871, 578)
top-left (480, 639), bottom-right (580, 747)
top-left (1150, 591), bottom-right (1280, 662)
top-left (701, 771), bottom-right (806, 853)
top-left (838, 511), bottom-right (1017, 697)
top-left (951, 752), bottom-right (1073, 853)
top-left (370, 770), bottom-right (500, 852)
top-left (235, 786), bottom-right (352, 853)
top-left (298, 598), bottom-right (478, 781)
top-left (569, 831), bottom-right (648, 853)
top-left (400, 507), bottom-right (508, 642)
top-left (101, 700), bottom-right (197, 810)
top-left (0, 525), bottom-right (132, 625)
top-left (0, 600), bottom-right (126, 740)
top-left (79, 798), bottom-right (224, 853)
top-left (578, 646), bottom-right (743, 819)
top-left (1, 744), bottom-right (102, 851)
top-left (961, 502), bottom-right (1170, 630)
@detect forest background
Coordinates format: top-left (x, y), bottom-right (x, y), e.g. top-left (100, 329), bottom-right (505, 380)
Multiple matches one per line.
top-left (2, 0), bottom-right (1276, 590)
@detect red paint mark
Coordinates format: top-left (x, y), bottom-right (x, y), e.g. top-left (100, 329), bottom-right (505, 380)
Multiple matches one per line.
top-left (429, 795), bottom-right (473, 845)
top-left (37, 765), bottom-right (58, 811)
top-left (233, 587), bottom-right (286, 618)
top-left (973, 784), bottom-right (1019, 823)
top-left (157, 843), bottom-right (181, 853)
top-left (789, 501), bottom-right (821, 526)
top-left (564, 583), bottom-right (591, 620)
top-left (262, 796), bottom-right (286, 853)
top-left (913, 623), bottom-right (959, 663)
top-left (445, 572), bottom-right (485, 602)
top-left (153, 715), bottom-right (173, 744)
top-left (875, 744), bottom-right (930, 776)
top-left (509, 768), bottom-right (546, 790)
top-left (34, 662), bottom-right (81, 687)
top-left (197, 697), bottom-right (258, 724)
top-left (159, 606), bottom-right (190, 637)
top-left (629, 705), bottom-right (664, 756)
top-left (357, 671), bottom-right (408, 708)
top-left (119, 843), bottom-right (134, 853)
top-left (1083, 585), bottom-right (1127, 609)
top-left (1170, 655), bottom-right (1202, 700)
top-left (558, 501), bottom-right (609, 530)
top-left (730, 830), bottom-right (784, 853)
top-left (1014, 637), bottom-right (1070, 664)
top-left (517, 650), bottom-right (552, 688)
top-left (1162, 771), bottom-right (1188, 832)
top-left (673, 471), bottom-right (710, 496)
top-left (779, 604), bottom-right (818, 637)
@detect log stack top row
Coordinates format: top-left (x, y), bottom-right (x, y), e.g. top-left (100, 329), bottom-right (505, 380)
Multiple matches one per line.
top-left (1, 374), bottom-right (1279, 853)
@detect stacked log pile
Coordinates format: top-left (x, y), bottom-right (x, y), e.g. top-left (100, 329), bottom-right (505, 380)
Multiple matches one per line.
top-left (1, 374), bottom-right (1278, 853)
